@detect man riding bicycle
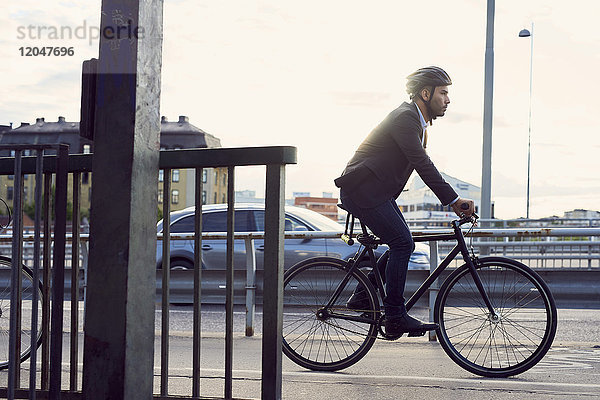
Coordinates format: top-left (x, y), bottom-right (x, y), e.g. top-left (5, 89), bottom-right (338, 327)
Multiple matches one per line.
top-left (334, 66), bottom-right (475, 337)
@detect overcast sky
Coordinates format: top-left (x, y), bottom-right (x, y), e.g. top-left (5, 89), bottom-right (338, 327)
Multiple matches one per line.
top-left (2, 0), bottom-right (599, 219)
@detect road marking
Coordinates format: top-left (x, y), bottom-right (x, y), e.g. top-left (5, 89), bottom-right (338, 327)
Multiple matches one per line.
top-left (162, 366), bottom-right (600, 393)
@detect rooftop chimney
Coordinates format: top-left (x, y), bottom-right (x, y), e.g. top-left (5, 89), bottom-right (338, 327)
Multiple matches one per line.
top-left (161, 116), bottom-right (168, 123)
top-left (58, 116), bottom-right (66, 123)
top-left (36, 117), bottom-right (45, 124)
top-left (20, 122), bottom-right (30, 127)
top-left (178, 116), bottom-right (189, 124)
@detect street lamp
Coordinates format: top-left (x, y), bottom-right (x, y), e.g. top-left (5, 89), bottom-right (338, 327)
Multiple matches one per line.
top-left (519, 23), bottom-right (533, 219)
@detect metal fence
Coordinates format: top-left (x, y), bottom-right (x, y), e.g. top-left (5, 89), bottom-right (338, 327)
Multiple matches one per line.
top-left (0, 145), bottom-right (296, 400)
top-left (0, 144), bottom-right (72, 400)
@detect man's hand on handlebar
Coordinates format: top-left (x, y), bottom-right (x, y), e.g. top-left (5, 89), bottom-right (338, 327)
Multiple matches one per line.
top-left (451, 198), bottom-right (475, 218)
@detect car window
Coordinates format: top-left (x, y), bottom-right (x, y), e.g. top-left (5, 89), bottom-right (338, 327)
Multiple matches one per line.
top-left (168, 211), bottom-right (255, 233)
top-left (253, 211), bottom-right (312, 231)
top-left (202, 210), bottom-right (254, 232)
top-left (170, 215), bottom-right (195, 233)
top-left (287, 207), bottom-right (343, 231)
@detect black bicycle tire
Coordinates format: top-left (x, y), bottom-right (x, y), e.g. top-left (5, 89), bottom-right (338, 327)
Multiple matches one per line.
top-left (282, 257), bottom-right (380, 371)
top-left (434, 256), bottom-right (557, 377)
top-left (0, 256), bottom-right (44, 370)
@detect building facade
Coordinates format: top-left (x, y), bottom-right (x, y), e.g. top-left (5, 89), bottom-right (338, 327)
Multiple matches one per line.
top-left (0, 115), bottom-right (227, 216)
top-left (293, 195), bottom-right (339, 221)
top-left (158, 116), bottom-right (227, 211)
top-left (396, 172), bottom-right (482, 220)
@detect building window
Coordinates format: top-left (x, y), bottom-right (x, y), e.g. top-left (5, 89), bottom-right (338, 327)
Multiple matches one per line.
top-left (159, 170), bottom-right (164, 182)
top-left (202, 169), bottom-right (207, 183)
top-left (82, 172), bottom-right (89, 185)
top-left (214, 192), bottom-right (217, 203)
top-left (172, 169), bottom-right (180, 182)
top-left (202, 190), bottom-right (207, 205)
top-left (171, 189), bottom-right (179, 204)
top-left (158, 189), bottom-right (163, 203)
top-left (222, 194), bottom-right (226, 203)
top-left (23, 186), bottom-right (27, 203)
top-left (214, 171), bottom-right (218, 182)
top-left (8, 175), bottom-right (13, 181)
top-left (7, 187), bottom-right (13, 201)
top-left (222, 171), bottom-right (227, 186)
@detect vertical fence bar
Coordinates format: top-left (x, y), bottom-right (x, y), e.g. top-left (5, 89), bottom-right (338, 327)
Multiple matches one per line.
top-left (161, 168), bottom-right (171, 397)
top-left (192, 168), bottom-right (203, 399)
top-left (29, 149), bottom-right (44, 399)
top-left (49, 144), bottom-right (69, 400)
top-left (41, 173), bottom-right (52, 390)
top-left (70, 172), bottom-right (81, 391)
top-left (225, 166), bottom-right (235, 399)
top-left (245, 237), bottom-right (256, 337)
top-left (261, 164), bottom-right (285, 400)
top-left (8, 150), bottom-right (24, 398)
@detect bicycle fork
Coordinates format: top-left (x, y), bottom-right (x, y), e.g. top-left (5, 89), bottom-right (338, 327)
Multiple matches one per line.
top-left (455, 229), bottom-right (499, 321)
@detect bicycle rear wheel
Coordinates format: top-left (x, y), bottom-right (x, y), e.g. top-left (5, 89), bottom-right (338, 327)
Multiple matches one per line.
top-left (0, 256), bottom-right (44, 369)
top-left (435, 257), bottom-right (557, 377)
top-left (282, 257), bottom-right (380, 371)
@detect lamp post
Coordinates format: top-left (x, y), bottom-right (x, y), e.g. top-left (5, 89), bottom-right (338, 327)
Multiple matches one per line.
top-left (519, 22), bottom-right (533, 219)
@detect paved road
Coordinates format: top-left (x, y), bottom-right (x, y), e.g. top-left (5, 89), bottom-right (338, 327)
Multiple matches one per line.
top-left (2, 306), bottom-right (599, 399)
top-left (158, 306), bottom-right (600, 399)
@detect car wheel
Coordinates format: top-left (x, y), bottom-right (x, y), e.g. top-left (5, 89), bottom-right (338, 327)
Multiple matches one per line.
top-left (170, 259), bottom-right (194, 270)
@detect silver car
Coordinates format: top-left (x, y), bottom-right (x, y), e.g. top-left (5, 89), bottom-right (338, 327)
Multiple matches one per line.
top-left (156, 203), bottom-right (430, 270)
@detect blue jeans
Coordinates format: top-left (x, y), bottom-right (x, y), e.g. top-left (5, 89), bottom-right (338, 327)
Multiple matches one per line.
top-left (340, 193), bottom-right (414, 317)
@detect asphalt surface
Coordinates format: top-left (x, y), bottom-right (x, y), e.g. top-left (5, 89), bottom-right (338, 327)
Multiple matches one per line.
top-left (1, 305), bottom-right (599, 399)
top-left (156, 306), bottom-right (600, 399)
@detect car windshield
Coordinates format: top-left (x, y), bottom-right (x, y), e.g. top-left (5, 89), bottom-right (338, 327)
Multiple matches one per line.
top-left (289, 207), bottom-right (344, 232)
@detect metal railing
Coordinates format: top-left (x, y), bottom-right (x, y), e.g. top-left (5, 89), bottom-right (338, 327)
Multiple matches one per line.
top-left (154, 226), bottom-right (599, 336)
top-left (3, 225), bottom-right (599, 343)
top-left (0, 144), bottom-right (72, 400)
top-left (0, 145), bottom-right (296, 400)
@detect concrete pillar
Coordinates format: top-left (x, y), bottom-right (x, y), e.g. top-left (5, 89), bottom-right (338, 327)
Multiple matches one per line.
top-left (82, 1), bottom-right (163, 399)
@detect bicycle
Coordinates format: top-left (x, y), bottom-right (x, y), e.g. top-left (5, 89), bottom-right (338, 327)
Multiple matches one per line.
top-left (282, 210), bottom-right (557, 378)
top-left (0, 199), bottom-right (44, 370)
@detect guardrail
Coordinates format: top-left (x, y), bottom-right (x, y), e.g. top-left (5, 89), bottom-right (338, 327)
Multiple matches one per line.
top-left (3, 225), bottom-right (600, 340)
top-left (156, 226), bottom-right (600, 337)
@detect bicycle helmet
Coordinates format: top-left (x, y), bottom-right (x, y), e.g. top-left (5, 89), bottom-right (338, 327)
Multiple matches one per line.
top-left (406, 66), bottom-right (452, 122)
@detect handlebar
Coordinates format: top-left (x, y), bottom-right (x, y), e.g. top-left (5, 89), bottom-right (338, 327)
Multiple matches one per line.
top-left (456, 212), bottom-right (479, 227)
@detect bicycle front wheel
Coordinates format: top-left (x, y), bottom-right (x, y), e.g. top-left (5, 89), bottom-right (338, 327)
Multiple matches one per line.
top-left (282, 257), bottom-right (380, 371)
top-left (0, 256), bottom-right (44, 369)
top-left (435, 257), bottom-right (557, 377)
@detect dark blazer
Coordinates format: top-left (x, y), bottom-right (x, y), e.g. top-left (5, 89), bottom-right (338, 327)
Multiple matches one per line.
top-left (334, 101), bottom-right (458, 208)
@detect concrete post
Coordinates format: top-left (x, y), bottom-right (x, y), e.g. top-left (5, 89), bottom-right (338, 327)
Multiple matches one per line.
top-left (82, 1), bottom-right (163, 399)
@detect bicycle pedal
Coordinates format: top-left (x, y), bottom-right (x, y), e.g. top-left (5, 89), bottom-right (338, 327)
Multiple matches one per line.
top-left (407, 330), bottom-right (426, 337)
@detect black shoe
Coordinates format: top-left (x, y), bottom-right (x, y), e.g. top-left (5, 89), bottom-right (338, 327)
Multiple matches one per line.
top-left (346, 291), bottom-right (370, 310)
top-left (384, 314), bottom-right (438, 337)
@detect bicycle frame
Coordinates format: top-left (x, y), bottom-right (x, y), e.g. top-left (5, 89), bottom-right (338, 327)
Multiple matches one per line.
top-left (334, 216), bottom-right (497, 324)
